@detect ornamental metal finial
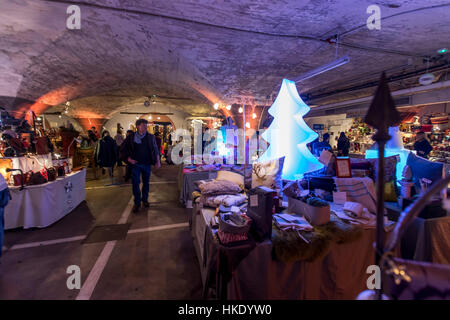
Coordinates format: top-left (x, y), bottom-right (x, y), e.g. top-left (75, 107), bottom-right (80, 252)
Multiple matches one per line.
top-left (364, 72), bottom-right (401, 141)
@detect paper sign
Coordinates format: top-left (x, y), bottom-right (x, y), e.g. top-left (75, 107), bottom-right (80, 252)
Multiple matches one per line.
top-left (333, 192), bottom-right (347, 205)
top-left (250, 194), bottom-right (258, 207)
top-left (186, 200), bottom-right (193, 209)
top-left (319, 150), bottom-right (333, 166)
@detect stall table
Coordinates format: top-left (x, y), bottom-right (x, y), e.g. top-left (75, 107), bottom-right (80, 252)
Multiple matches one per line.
top-left (5, 169), bottom-right (86, 230)
top-left (191, 204), bottom-right (385, 300)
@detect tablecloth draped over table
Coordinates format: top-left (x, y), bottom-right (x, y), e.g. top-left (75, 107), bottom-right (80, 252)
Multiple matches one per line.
top-left (10, 154), bottom-right (53, 173)
top-left (4, 169), bottom-right (86, 230)
top-left (3, 154), bottom-right (73, 175)
top-left (402, 216), bottom-right (450, 265)
top-left (227, 230), bottom-right (377, 299)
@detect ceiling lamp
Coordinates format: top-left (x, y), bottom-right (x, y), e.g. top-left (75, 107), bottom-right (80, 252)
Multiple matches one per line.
top-left (238, 107), bottom-right (243, 113)
top-left (293, 56), bottom-right (350, 82)
top-left (213, 103), bottom-right (219, 110)
top-left (226, 105), bottom-right (231, 110)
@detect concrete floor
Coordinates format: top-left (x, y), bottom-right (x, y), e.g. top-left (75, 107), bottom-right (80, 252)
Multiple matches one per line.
top-left (0, 164), bottom-right (203, 300)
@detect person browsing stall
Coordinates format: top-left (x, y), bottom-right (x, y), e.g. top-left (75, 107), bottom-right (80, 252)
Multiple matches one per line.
top-left (337, 132), bottom-right (350, 157)
top-left (414, 131), bottom-right (433, 159)
top-left (120, 119), bottom-right (161, 213)
top-left (313, 133), bottom-right (332, 156)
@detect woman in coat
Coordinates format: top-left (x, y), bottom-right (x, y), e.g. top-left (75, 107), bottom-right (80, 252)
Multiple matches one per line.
top-left (96, 131), bottom-right (118, 177)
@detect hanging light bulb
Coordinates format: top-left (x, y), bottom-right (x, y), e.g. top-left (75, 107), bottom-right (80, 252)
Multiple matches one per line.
top-left (246, 122), bottom-right (250, 129)
top-left (58, 115), bottom-right (62, 119)
top-left (157, 116), bottom-right (161, 120)
top-left (238, 107), bottom-right (243, 113)
top-left (213, 103), bottom-right (219, 110)
top-left (136, 116), bottom-right (139, 119)
top-left (252, 113), bottom-right (257, 119)
top-left (148, 115), bottom-right (152, 120)
top-left (226, 105), bottom-right (231, 110)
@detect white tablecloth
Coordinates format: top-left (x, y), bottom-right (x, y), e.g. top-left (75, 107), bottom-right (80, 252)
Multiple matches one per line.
top-left (2, 154), bottom-right (73, 173)
top-left (4, 169), bottom-right (86, 230)
top-left (10, 154), bottom-right (53, 172)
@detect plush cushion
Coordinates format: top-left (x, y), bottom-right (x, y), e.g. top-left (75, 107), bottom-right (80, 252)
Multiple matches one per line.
top-left (251, 157), bottom-right (285, 190)
top-left (350, 159), bottom-right (373, 170)
top-left (367, 155), bottom-right (399, 182)
top-left (383, 181), bottom-right (398, 202)
top-left (351, 169), bottom-right (372, 178)
top-left (406, 152), bottom-right (444, 186)
top-left (198, 179), bottom-right (242, 196)
top-left (194, 179), bottom-right (214, 189)
top-left (216, 170), bottom-right (244, 189)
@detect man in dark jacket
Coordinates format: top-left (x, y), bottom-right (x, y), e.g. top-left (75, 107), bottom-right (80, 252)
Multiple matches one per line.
top-left (120, 119), bottom-right (161, 213)
top-left (313, 133), bottom-right (332, 156)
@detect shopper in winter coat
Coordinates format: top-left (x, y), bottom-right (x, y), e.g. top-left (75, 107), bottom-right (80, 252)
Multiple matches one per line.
top-left (337, 132), bottom-right (351, 156)
top-left (96, 131), bottom-right (118, 168)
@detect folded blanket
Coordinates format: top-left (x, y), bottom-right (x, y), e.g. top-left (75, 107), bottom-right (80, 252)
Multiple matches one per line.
top-left (198, 179), bottom-right (242, 196)
top-left (202, 193), bottom-right (247, 207)
top-left (334, 177), bottom-right (377, 213)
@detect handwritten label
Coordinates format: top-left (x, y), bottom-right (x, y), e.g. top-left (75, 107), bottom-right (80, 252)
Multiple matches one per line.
top-left (250, 194), bottom-right (258, 207)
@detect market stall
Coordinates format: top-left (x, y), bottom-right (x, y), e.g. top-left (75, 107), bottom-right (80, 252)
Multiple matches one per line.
top-left (0, 109), bottom-right (85, 230)
top-left (5, 169), bottom-right (86, 229)
top-left (191, 205), bottom-right (391, 299)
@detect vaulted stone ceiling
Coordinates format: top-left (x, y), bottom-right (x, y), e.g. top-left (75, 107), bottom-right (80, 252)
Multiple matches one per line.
top-left (1, 0), bottom-right (449, 120)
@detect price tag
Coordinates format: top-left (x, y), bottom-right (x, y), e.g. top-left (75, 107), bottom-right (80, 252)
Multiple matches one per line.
top-left (250, 194), bottom-right (258, 207)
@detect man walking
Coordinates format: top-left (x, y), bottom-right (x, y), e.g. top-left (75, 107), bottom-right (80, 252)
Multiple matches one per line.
top-left (120, 119), bottom-right (161, 213)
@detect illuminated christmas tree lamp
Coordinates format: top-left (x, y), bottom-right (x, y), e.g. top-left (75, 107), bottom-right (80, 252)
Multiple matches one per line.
top-left (258, 79), bottom-right (323, 180)
top-left (365, 126), bottom-right (411, 183)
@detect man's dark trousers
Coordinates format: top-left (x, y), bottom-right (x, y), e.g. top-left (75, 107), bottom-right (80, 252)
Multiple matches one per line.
top-left (131, 163), bottom-right (151, 206)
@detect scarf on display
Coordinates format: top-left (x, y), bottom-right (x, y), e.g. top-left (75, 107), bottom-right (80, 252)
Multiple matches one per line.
top-left (134, 131), bottom-right (147, 144)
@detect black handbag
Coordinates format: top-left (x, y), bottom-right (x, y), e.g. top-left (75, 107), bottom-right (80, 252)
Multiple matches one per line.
top-left (47, 167), bottom-right (57, 181)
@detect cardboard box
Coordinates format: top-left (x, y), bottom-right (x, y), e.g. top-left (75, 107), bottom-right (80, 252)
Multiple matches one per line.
top-left (287, 197), bottom-right (330, 225)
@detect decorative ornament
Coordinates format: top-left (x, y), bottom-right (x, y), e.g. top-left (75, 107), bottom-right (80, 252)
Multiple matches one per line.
top-left (258, 79), bottom-right (323, 180)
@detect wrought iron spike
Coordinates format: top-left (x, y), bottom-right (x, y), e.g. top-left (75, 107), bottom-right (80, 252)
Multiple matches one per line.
top-left (365, 72), bottom-right (401, 140)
